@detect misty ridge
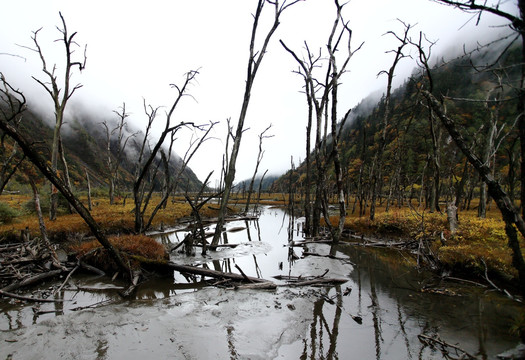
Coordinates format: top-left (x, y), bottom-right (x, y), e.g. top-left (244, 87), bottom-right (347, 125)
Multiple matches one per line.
top-left (0, 5), bottom-right (519, 195)
top-left (3, 36), bottom-right (519, 193)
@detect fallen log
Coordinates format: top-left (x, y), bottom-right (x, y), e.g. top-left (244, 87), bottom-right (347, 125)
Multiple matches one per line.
top-left (0, 289), bottom-right (66, 303)
top-left (1, 269), bottom-right (63, 293)
top-left (234, 282), bottom-right (277, 290)
top-left (286, 278), bottom-right (348, 287)
top-left (132, 256), bottom-right (349, 289)
top-left (290, 239), bottom-right (334, 246)
top-left (193, 243), bottom-right (239, 248)
top-left (227, 226), bottom-right (246, 233)
top-left (133, 256), bottom-right (270, 283)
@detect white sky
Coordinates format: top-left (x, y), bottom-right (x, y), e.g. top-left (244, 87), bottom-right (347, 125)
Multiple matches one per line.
top-left (0, 0), bottom-right (518, 186)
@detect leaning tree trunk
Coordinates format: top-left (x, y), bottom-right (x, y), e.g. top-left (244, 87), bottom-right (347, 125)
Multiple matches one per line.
top-left (0, 119), bottom-right (130, 275)
top-left (211, 0), bottom-right (297, 249)
top-left (423, 90), bottom-right (525, 294)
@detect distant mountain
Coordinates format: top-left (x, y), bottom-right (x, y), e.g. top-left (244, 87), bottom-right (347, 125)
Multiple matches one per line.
top-left (6, 105), bottom-right (203, 193)
top-left (236, 174), bottom-right (280, 193)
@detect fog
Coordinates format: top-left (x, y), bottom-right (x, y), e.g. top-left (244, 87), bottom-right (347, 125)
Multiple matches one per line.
top-left (0, 0), bottom-right (518, 184)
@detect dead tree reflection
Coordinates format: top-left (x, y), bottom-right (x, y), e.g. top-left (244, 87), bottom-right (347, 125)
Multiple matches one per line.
top-left (226, 325), bottom-right (239, 360)
top-left (302, 286), bottom-right (343, 359)
top-left (396, 302), bottom-right (413, 360)
top-left (369, 266), bottom-right (383, 360)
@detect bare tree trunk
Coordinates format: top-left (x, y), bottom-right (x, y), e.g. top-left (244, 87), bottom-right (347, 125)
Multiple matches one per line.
top-left (85, 168), bottom-right (92, 211)
top-left (211, 0), bottom-right (299, 249)
top-left (254, 169), bottom-right (268, 214)
top-left (429, 111), bottom-right (442, 213)
top-left (244, 125), bottom-right (272, 214)
top-left (28, 177), bottom-right (61, 267)
top-left (58, 136), bottom-right (74, 214)
top-left (370, 21), bottom-right (411, 221)
top-left (27, 13), bottom-right (86, 220)
top-left (423, 90), bottom-right (525, 293)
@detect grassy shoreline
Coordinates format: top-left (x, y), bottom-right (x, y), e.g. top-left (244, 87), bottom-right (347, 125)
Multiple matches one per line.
top-left (0, 193), bottom-right (522, 289)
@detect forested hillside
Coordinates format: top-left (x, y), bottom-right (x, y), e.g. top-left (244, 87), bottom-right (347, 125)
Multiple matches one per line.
top-left (3, 106), bottom-right (203, 194)
top-left (272, 44), bottom-right (521, 218)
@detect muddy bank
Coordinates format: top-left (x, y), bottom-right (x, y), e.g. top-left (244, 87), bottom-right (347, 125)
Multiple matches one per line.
top-left (0, 287), bottom-right (317, 359)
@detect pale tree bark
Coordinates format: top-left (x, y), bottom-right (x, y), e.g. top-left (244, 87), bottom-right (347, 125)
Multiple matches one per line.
top-left (102, 103), bottom-right (135, 205)
top-left (369, 21), bottom-right (412, 221)
top-left (24, 12), bottom-right (86, 220)
top-left (84, 167), bottom-right (92, 211)
top-left (428, 109), bottom-right (442, 213)
top-left (132, 71), bottom-right (211, 233)
top-left (27, 176), bottom-right (61, 268)
top-left (58, 135), bottom-right (74, 214)
top-left (478, 80), bottom-right (503, 217)
top-left (211, 0), bottom-right (302, 249)
top-left (244, 124), bottom-right (273, 214)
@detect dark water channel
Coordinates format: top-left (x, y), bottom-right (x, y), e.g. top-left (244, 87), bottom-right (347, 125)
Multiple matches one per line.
top-left (0, 206), bottom-right (521, 359)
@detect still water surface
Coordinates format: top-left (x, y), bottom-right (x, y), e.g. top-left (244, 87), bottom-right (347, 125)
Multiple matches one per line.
top-left (0, 206), bottom-right (521, 359)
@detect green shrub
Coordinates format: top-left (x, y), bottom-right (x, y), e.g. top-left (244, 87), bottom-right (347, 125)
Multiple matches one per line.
top-left (0, 202), bottom-right (19, 224)
top-left (22, 192), bottom-right (70, 215)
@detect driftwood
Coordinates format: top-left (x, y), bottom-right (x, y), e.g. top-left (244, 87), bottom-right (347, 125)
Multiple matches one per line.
top-left (290, 239), bottom-right (334, 247)
top-left (121, 269), bottom-right (142, 298)
top-left (286, 278), bottom-right (348, 287)
top-left (234, 282), bottom-right (277, 290)
top-left (158, 261), bottom-right (270, 283)
top-left (135, 257), bottom-right (348, 289)
top-left (0, 289), bottom-right (66, 303)
top-left (1, 269), bottom-right (63, 293)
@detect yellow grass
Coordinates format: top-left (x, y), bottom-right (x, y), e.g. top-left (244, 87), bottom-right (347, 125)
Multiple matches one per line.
top-left (340, 204), bottom-right (522, 281)
top-left (0, 193), bottom-right (222, 239)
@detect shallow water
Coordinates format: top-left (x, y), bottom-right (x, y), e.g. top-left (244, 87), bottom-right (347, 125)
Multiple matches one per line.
top-left (0, 206), bottom-right (521, 359)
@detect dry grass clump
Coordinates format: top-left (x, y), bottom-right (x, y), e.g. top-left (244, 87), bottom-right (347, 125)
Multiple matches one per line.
top-left (71, 234), bottom-right (168, 271)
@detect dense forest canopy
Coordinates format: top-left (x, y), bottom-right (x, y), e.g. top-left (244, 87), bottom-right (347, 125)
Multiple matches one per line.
top-left (271, 42), bottom-right (522, 215)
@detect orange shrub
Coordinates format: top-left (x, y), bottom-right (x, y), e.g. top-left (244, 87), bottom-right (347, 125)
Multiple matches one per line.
top-left (71, 234), bottom-right (168, 271)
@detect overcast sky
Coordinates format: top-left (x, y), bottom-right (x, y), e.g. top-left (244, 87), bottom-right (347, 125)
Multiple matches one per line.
top-left (0, 0), bottom-right (518, 186)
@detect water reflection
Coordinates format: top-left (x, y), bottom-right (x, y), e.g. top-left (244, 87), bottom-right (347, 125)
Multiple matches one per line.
top-left (0, 206), bottom-right (521, 359)
top-left (302, 286), bottom-right (344, 360)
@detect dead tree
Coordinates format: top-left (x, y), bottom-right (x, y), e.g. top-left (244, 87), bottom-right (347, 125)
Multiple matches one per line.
top-left (132, 71), bottom-right (212, 233)
top-left (211, 0), bottom-right (302, 249)
top-left (413, 33), bottom-right (525, 292)
top-left (432, 0), bottom-right (525, 217)
top-left (142, 121), bottom-right (216, 233)
top-left (102, 103), bottom-right (135, 205)
top-left (279, 40), bottom-right (320, 236)
top-left (0, 73), bottom-right (25, 194)
top-left (423, 89), bottom-right (525, 294)
top-left (244, 124), bottom-right (273, 214)
top-left (22, 12), bottom-right (86, 220)
top-left (369, 21), bottom-right (412, 220)
top-left (84, 167), bottom-right (92, 211)
top-left (281, 0), bottom-right (360, 242)
top-left (0, 75), bottom-right (130, 276)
